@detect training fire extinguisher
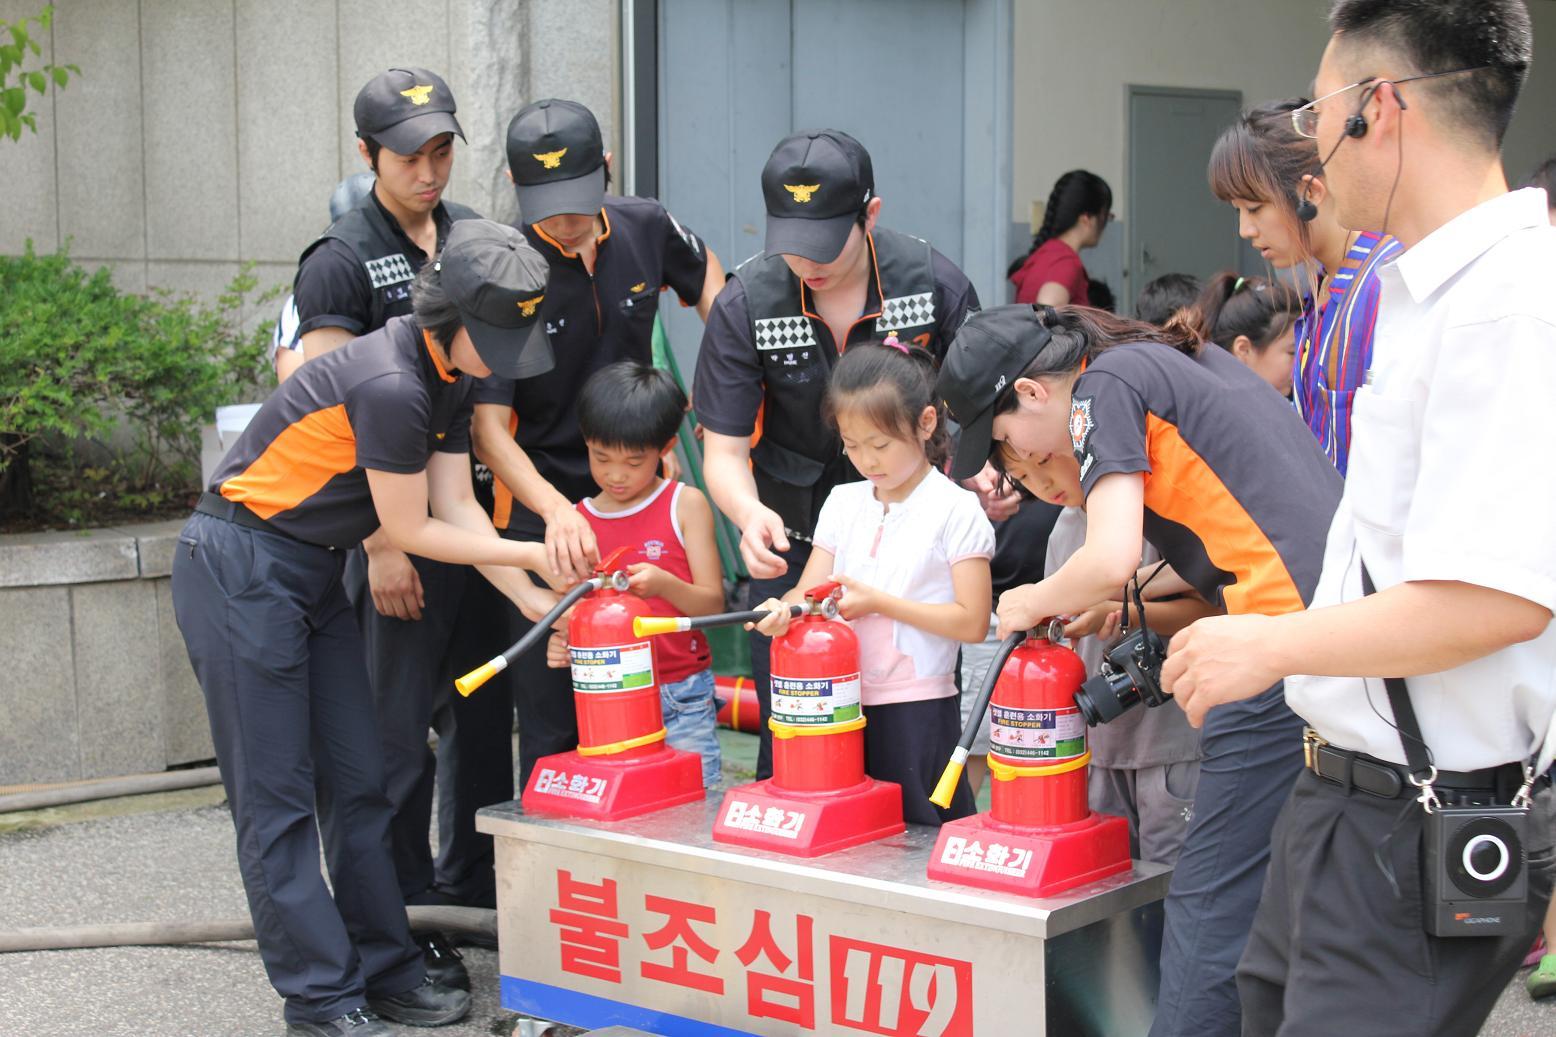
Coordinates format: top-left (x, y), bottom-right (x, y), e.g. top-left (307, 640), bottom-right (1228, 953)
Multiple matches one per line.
top-left (932, 619), bottom-right (1090, 825)
top-left (566, 548), bottom-right (668, 758)
top-left (457, 547), bottom-right (667, 757)
top-left (635, 582), bottom-right (865, 790)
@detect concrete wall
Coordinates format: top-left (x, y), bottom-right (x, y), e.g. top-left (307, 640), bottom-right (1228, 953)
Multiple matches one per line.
top-left (0, 522), bottom-right (212, 785)
top-left (1, 0), bottom-right (619, 303)
top-left (1011, 0), bottom-right (1556, 225)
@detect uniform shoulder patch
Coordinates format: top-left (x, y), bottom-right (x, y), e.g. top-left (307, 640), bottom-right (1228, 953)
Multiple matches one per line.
top-left (1069, 395), bottom-right (1096, 458)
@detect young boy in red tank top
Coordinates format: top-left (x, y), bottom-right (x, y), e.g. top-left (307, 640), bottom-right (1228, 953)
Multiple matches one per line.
top-left (570, 361), bottom-right (725, 785)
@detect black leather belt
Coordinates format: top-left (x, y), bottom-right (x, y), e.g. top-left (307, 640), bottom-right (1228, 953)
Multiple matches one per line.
top-left (194, 491), bottom-right (330, 548)
top-left (1302, 728), bottom-right (1532, 801)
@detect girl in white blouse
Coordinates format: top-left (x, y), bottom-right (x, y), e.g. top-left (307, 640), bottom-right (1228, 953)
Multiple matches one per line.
top-left (752, 337), bottom-right (994, 824)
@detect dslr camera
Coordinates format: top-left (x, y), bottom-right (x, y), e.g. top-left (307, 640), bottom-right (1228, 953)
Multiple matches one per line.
top-left (1072, 565), bottom-right (1172, 727)
top-left (1073, 623), bottom-right (1169, 726)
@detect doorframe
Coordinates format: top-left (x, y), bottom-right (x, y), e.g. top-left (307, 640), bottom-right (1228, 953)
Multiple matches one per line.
top-left (620, 0), bottom-right (659, 199)
top-left (1124, 84), bottom-right (1242, 306)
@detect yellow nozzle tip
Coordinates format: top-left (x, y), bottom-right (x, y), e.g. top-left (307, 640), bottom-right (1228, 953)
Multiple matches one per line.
top-left (929, 762), bottom-right (965, 810)
top-left (633, 616), bottom-right (682, 637)
top-left (455, 662), bottom-right (499, 697)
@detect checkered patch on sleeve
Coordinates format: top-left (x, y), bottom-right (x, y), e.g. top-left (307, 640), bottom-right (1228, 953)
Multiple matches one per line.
top-left (754, 315), bottom-right (819, 352)
top-left (364, 254), bottom-right (416, 290)
top-left (879, 292), bottom-right (935, 330)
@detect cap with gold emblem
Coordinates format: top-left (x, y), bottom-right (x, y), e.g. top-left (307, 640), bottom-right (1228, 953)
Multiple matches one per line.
top-left (761, 130), bottom-right (875, 264)
top-left (353, 67), bottom-right (464, 155)
top-left (436, 220), bottom-right (554, 379)
top-left (505, 98), bottom-right (607, 224)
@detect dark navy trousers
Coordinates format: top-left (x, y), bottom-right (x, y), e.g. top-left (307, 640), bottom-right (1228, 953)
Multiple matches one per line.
top-left (343, 549), bottom-right (510, 907)
top-left (1148, 680), bottom-right (1305, 1037)
top-left (171, 512), bottom-right (423, 1025)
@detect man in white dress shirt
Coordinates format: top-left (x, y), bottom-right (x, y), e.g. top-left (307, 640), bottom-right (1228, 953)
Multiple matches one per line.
top-left (1161, 1), bottom-right (1556, 1033)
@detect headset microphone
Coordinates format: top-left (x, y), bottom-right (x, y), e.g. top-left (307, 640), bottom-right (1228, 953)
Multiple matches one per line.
top-left (1296, 84), bottom-right (1393, 223)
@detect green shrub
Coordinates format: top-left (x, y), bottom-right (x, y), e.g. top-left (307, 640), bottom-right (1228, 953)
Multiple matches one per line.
top-left (0, 242), bottom-right (278, 525)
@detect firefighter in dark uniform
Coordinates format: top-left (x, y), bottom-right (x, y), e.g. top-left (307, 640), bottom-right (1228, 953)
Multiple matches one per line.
top-left (693, 130), bottom-right (984, 779)
top-left (466, 98), bottom-right (724, 809)
top-left (290, 66), bottom-right (493, 984)
top-left (172, 221), bottom-right (556, 1037)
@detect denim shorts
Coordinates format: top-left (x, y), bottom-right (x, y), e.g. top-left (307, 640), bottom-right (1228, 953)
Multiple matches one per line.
top-left (661, 668), bottom-right (722, 787)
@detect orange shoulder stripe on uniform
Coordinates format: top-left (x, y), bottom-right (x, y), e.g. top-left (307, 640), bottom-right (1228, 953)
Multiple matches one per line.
top-left (1143, 414), bottom-right (1305, 617)
top-left (220, 404), bottom-right (357, 520)
top-left (489, 408), bottom-right (521, 529)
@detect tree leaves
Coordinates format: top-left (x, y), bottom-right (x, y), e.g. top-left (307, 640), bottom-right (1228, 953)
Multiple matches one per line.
top-left (1, 5), bottom-right (77, 141)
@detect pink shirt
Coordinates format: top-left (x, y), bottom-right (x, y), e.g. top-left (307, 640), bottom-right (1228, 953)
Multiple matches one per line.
top-left (1010, 238), bottom-right (1089, 305)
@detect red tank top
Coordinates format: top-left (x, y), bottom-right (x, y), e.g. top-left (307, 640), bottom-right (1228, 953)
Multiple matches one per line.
top-left (578, 480), bottom-right (710, 684)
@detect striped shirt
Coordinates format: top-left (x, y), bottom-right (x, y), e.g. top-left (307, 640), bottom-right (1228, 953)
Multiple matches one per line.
top-left (1291, 231), bottom-right (1402, 476)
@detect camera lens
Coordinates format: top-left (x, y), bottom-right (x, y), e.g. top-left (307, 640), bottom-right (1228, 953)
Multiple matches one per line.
top-left (1074, 671), bottom-right (1138, 726)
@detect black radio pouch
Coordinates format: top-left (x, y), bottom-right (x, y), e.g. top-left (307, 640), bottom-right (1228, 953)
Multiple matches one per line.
top-left (1361, 562), bottom-right (1532, 937)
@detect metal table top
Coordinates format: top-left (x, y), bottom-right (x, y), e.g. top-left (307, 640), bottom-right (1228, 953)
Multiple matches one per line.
top-left (479, 795), bottom-right (1170, 940)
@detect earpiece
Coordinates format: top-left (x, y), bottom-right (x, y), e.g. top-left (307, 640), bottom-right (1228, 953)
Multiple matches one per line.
top-left (1296, 197), bottom-right (1318, 223)
top-left (1344, 113), bottom-right (1369, 139)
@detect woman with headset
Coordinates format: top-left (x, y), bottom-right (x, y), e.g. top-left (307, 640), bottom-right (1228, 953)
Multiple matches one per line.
top-left (1207, 99), bottom-right (1400, 476)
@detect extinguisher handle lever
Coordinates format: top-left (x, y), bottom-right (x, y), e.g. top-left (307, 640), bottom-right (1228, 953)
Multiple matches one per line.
top-left (929, 630), bottom-right (1028, 808)
top-left (804, 581), bottom-right (843, 603)
top-left (595, 545), bottom-right (634, 577)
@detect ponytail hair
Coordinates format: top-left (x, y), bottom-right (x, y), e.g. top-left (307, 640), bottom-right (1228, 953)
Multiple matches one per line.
top-left (1007, 170), bottom-right (1113, 278)
top-left (990, 304), bottom-right (1198, 418)
top-left (824, 340), bottom-right (949, 469)
top-left (1187, 272), bottom-right (1301, 355)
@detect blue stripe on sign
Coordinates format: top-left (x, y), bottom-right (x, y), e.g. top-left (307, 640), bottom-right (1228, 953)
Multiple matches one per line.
top-left (501, 976), bottom-right (760, 1036)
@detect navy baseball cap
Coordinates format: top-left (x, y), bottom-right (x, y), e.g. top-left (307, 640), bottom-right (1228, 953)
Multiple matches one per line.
top-left (437, 221), bottom-right (554, 380)
top-left (354, 67), bottom-right (464, 155)
top-left (938, 306), bottom-right (1055, 480)
top-left (506, 99), bottom-right (607, 223)
top-left (761, 130), bottom-right (875, 263)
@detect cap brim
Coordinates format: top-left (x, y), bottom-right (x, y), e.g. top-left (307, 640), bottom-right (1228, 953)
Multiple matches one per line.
top-left (515, 167), bottom-right (606, 223)
top-left (466, 317), bottom-right (554, 381)
top-left (372, 111), bottom-right (465, 155)
top-left (764, 212), bottom-right (856, 263)
top-left (948, 406), bottom-right (997, 481)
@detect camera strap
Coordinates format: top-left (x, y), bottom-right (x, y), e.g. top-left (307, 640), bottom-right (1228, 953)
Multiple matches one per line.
top-left (1360, 561), bottom-right (1537, 812)
top-left (1359, 561), bottom-right (1443, 811)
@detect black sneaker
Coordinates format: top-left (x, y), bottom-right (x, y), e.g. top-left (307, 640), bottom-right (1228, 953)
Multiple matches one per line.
top-left (416, 930), bottom-right (470, 991)
top-left (368, 976), bottom-right (472, 1027)
top-left (285, 1008), bottom-right (391, 1036)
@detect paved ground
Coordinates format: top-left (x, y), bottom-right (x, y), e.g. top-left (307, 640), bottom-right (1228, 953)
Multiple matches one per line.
top-left (2, 729), bottom-right (1553, 1036)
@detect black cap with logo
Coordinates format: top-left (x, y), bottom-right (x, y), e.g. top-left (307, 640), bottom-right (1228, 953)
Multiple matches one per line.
top-left (761, 130), bottom-right (875, 263)
top-left (938, 305), bottom-right (1055, 480)
top-left (437, 221), bottom-right (554, 380)
top-left (354, 68), bottom-right (464, 155)
top-left (505, 99), bottom-right (607, 223)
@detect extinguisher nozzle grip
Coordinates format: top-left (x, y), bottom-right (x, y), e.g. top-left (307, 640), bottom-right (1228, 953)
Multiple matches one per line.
top-left (455, 656), bottom-right (507, 697)
top-left (929, 750), bottom-right (968, 809)
top-left (633, 616), bottom-right (688, 637)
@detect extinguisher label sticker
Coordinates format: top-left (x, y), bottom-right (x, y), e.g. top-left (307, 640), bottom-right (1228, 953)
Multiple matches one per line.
top-left (989, 705), bottom-right (1086, 760)
top-left (571, 641), bottom-right (655, 693)
top-left (770, 673), bottom-right (863, 725)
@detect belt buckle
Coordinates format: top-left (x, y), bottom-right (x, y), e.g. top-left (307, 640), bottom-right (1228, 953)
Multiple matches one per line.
top-left (1302, 727), bottom-right (1328, 771)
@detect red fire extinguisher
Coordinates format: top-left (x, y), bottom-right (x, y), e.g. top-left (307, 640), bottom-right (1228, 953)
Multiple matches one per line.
top-left (766, 581), bottom-right (868, 791)
top-left (932, 619), bottom-right (1089, 824)
top-left (567, 547), bottom-right (668, 758)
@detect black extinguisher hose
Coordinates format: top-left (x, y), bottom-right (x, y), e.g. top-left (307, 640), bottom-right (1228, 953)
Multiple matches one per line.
top-left (929, 631), bottom-right (1028, 808)
top-left (454, 576), bottom-right (603, 696)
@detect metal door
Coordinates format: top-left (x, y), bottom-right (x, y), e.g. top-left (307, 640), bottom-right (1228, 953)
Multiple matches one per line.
top-left (646, 0), bottom-right (1010, 371)
top-left (1126, 86), bottom-right (1247, 311)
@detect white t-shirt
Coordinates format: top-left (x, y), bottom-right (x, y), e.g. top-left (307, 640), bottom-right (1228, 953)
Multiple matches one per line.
top-left (1285, 189), bottom-right (1556, 772)
top-left (814, 468), bottom-right (995, 705)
